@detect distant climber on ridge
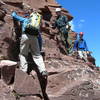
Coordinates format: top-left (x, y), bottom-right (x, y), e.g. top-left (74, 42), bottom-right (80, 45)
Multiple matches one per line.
top-left (73, 32), bottom-right (89, 62)
top-left (51, 8), bottom-right (70, 54)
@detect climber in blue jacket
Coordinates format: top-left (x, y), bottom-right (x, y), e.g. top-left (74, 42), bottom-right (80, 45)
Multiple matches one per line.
top-left (73, 32), bottom-right (89, 62)
top-left (11, 9), bottom-right (48, 78)
top-left (73, 32), bottom-right (88, 51)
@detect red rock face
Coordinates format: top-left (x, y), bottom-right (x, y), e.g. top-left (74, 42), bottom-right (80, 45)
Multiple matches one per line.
top-left (0, 0), bottom-right (73, 59)
top-left (0, 0), bottom-right (100, 100)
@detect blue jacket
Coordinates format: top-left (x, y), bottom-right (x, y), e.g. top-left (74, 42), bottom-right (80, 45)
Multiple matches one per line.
top-left (73, 39), bottom-right (88, 51)
top-left (11, 12), bottom-right (42, 51)
top-left (11, 12), bottom-right (29, 32)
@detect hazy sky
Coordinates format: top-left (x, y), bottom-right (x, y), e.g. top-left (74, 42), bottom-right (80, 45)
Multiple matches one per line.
top-left (57, 0), bottom-right (100, 66)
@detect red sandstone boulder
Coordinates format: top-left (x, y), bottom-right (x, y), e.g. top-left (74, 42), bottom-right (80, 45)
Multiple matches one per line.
top-left (0, 60), bottom-right (17, 84)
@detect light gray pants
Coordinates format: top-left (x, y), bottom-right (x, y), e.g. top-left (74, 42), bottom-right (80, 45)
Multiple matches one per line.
top-left (19, 33), bottom-right (46, 73)
top-left (78, 51), bottom-right (88, 62)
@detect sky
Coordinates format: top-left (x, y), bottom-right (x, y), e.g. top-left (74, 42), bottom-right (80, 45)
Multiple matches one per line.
top-left (57, 0), bottom-right (100, 67)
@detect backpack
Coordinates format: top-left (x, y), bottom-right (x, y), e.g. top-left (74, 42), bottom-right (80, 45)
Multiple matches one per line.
top-left (25, 12), bottom-right (42, 35)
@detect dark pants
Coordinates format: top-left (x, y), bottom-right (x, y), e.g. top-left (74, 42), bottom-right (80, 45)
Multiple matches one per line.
top-left (59, 27), bottom-right (69, 54)
top-left (38, 33), bottom-right (42, 51)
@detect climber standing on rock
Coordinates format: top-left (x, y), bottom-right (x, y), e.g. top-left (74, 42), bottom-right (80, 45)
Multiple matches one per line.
top-left (52, 8), bottom-right (70, 54)
top-left (11, 8), bottom-right (48, 79)
top-left (73, 32), bottom-right (89, 62)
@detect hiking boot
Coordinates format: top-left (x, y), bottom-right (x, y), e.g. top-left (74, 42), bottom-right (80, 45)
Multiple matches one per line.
top-left (41, 71), bottom-right (48, 78)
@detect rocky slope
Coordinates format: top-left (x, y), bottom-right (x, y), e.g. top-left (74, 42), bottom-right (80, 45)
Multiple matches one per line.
top-left (0, 0), bottom-right (100, 100)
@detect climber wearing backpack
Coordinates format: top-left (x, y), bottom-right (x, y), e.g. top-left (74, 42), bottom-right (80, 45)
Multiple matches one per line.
top-left (52, 8), bottom-right (70, 54)
top-left (11, 9), bottom-right (48, 78)
top-left (73, 32), bottom-right (89, 62)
